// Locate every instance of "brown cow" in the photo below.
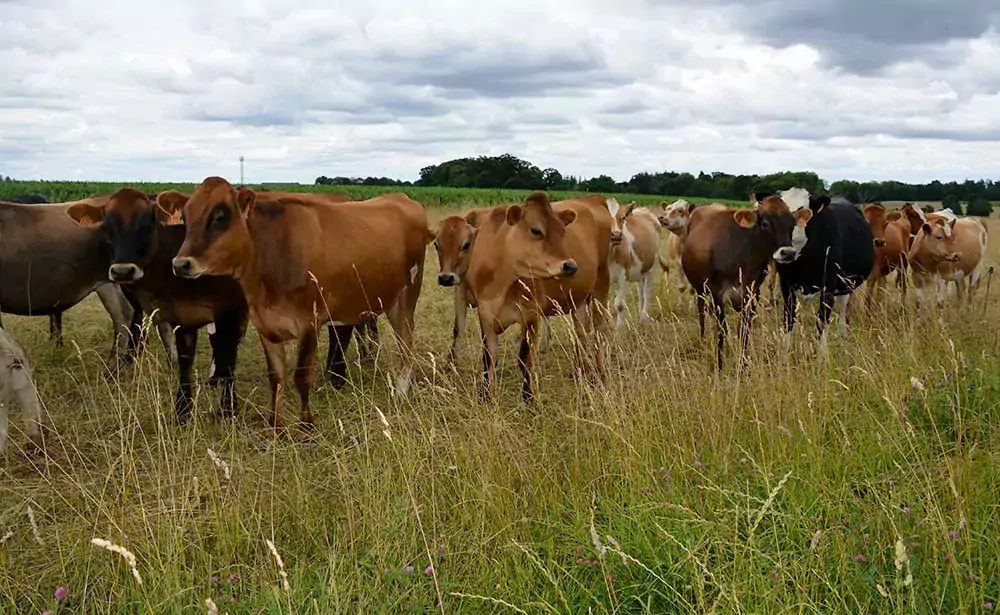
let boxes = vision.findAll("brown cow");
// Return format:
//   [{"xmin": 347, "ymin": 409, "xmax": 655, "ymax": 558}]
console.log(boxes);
[
  {"xmin": 863, "ymin": 204, "xmax": 911, "ymax": 307},
  {"xmin": 908, "ymin": 210, "xmax": 989, "ymax": 307},
  {"xmin": 1, "ymin": 197, "xmax": 135, "ymax": 370},
  {"xmin": 169, "ymin": 177, "xmax": 429, "ymax": 433},
  {"xmin": 682, "ymin": 194, "xmax": 805, "ymax": 370},
  {"xmin": 465, "ymin": 192, "xmax": 612, "ymax": 401},
  {"xmin": 607, "ymin": 199, "xmax": 663, "ymax": 325}
]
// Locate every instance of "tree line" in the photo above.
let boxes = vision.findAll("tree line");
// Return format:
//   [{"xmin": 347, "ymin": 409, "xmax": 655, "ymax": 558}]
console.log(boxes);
[{"xmin": 314, "ymin": 154, "xmax": 998, "ymax": 214}]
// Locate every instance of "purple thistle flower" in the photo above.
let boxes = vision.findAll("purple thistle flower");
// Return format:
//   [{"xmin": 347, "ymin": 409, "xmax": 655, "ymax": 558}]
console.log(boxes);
[
  {"xmin": 944, "ymin": 553, "xmax": 952, "ymax": 563},
  {"xmin": 211, "ymin": 576, "xmax": 220, "ymax": 584},
  {"xmin": 576, "ymin": 558, "xmax": 584, "ymax": 565},
  {"xmin": 854, "ymin": 553, "xmax": 866, "ymax": 563},
  {"xmin": 228, "ymin": 574, "xmax": 237, "ymax": 584},
  {"xmin": 985, "ymin": 601, "xmax": 994, "ymax": 611},
  {"xmin": 230, "ymin": 597, "xmax": 237, "ymax": 605},
  {"xmin": 54, "ymin": 586, "xmax": 68, "ymax": 601},
  {"xmin": 692, "ymin": 461, "xmax": 705, "ymax": 469},
  {"xmin": 948, "ymin": 530, "xmax": 958, "ymax": 540},
  {"xmin": 42, "ymin": 611, "xmax": 53, "ymax": 615},
  {"xmin": 903, "ymin": 507, "xmax": 912, "ymax": 515},
  {"xmin": 423, "ymin": 565, "xmax": 434, "ymax": 575},
  {"xmin": 576, "ymin": 545, "xmax": 584, "ymax": 555},
  {"xmin": 404, "ymin": 565, "xmax": 414, "ymax": 573}
]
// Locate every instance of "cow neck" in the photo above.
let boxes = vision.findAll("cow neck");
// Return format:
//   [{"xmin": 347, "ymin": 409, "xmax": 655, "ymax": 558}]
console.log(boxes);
[{"xmin": 230, "ymin": 229, "xmax": 271, "ymax": 309}]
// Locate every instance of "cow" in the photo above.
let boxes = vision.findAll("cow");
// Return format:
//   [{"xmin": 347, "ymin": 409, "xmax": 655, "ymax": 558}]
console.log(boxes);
[
  {"xmin": 1, "ymin": 197, "xmax": 136, "ymax": 371},
  {"xmin": 863, "ymin": 204, "xmax": 910, "ymax": 307},
  {"xmin": 907, "ymin": 209, "xmax": 989, "ymax": 307},
  {"xmin": 170, "ymin": 178, "xmax": 429, "ymax": 434},
  {"xmin": 659, "ymin": 199, "xmax": 702, "ymax": 309},
  {"xmin": 0, "ymin": 326, "xmax": 44, "ymax": 458},
  {"xmin": 902, "ymin": 203, "xmax": 929, "ymax": 248},
  {"xmin": 682, "ymin": 195, "xmax": 801, "ymax": 370},
  {"xmin": 464, "ymin": 192, "xmax": 612, "ymax": 401},
  {"xmin": 607, "ymin": 199, "xmax": 662, "ymax": 325},
  {"xmin": 66, "ymin": 188, "xmax": 250, "ymax": 421},
  {"xmin": 772, "ymin": 191, "xmax": 876, "ymax": 354}
]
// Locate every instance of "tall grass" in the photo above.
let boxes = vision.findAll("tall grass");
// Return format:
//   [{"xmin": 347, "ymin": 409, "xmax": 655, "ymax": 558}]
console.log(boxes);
[
  {"xmin": 0, "ymin": 210, "xmax": 997, "ymax": 613},
  {"xmin": 0, "ymin": 180, "xmax": 742, "ymax": 209}
]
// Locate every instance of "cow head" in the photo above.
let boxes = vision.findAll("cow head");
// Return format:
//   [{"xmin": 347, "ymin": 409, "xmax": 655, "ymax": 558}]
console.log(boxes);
[
  {"xmin": 864, "ymin": 204, "xmax": 890, "ymax": 248},
  {"xmin": 607, "ymin": 199, "xmax": 637, "ymax": 245},
  {"xmin": 909, "ymin": 216, "xmax": 961, "ymax": 266},
  {"xmin": 658, "ymin": 199, "xmax": 695, "ymax": 234},
  {"xmin": 901, "ymin": 203, "xmax": 926, "ymax": 239},
  {"xmin": 505, "ymin": 192, "xmax": 578, "ymax": 279},
  {"xmin": 172, "ymin": 176, "xmax": 252, "ymax": 279},
  {"xmin": 746, "ymin": 191, "xmax": 804, "ymax": 264},
  {"xmin": 66, "ymin": 188, "xmax": 185, "ymax": 283},
  {"xmin": 433, "ymin": 213, "xmax": 480, "ymax": 287}
]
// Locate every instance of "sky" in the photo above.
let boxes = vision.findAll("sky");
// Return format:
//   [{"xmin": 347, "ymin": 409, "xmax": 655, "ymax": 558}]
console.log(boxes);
[{"xmin": 2, "ymin": 0, "xmax": 999, "ymax": 185}]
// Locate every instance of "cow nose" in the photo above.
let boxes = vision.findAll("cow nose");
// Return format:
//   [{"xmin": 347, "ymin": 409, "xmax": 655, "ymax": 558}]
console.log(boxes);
[
  {"xmin": 561, "ymin": 260, "xmax": 578, "ymax": 277},
  {"xmin": 774, "ymin": 247, "xmax": 798, "ymax": 263},
  {"xmin": 172, "ymin": 257, "xmax": 193, "ymax": 277},
  {"xmin": 109, "ymin": 263, "xmax": 142, "ymax": 282},
  {"xmin": 437, "ymin": 272, "xmax": 458, "ymax": 287},
  {"xmin": 610, "ymin": 230, "xmax": 623, "ymax": 244},
  {"xmin": 874, "ymin": 238, "xmax": 887, "ymax": 248}
]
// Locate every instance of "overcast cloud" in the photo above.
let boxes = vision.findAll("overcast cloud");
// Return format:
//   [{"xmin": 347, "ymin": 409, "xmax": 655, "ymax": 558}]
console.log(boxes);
[{"xmin": 1, "ymin": 0, "xmax": 999, "ymax": 184}]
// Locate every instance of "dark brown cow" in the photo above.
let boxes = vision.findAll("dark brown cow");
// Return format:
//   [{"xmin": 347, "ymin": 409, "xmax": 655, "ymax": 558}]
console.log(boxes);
[
  {"xmin": 67, "ymin": 188, "xmax": 250, "ymax": 421},
  {"xmin": 465, "ymin": 192, "xmax": 612, "ymax": 401},
  {"xmin": 169, "ymin": 177, "xmax": 430, "ymax": 433},
  {"xmin": 1, "ymin": 197, "xmax": 135, "ymax": 370},
  {"xmin": 682, "ymin": 194, "xmax": 804, "ymax": 370}
]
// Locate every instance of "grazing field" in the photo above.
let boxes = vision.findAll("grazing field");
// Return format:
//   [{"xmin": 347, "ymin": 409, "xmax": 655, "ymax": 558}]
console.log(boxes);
[
  {"xmin": 1, "ymin": 201, "xmax": 999, "ymax": 614},
  {"xmin": 0, "ymin": 180, "xmax": 744, "ymax": 210}
]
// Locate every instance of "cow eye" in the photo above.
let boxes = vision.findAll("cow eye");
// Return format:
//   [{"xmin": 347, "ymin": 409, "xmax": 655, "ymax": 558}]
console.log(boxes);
[
  {"xmin": 209, "ymin": 206, "xmax": 228, "ymax": 228},
  {"xmin": 759, "ymin": 218, "xmax": 771, "ymax": 230},
  {"xmin": 530, "ymin": 227, "xmax": 543, "ymax": 238},
  {"xmin": 461, "ymin": 240, "xmax": 471, "ymax": 250}
]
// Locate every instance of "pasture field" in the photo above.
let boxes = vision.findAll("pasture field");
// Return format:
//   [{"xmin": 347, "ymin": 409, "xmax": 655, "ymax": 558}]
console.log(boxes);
[
  {"xmin": 0, "ymin": 200, "xmax": 999, "ymax": 614},
  {"xmin": 0, "ymin": 180, "xmax": 744, "ymax": 210}
]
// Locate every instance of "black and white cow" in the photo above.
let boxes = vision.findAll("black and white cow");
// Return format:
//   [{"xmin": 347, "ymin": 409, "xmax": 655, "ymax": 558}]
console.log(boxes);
[{"xmin": 767, "ymin": 188, "xmax": 876, "ymax": 353}]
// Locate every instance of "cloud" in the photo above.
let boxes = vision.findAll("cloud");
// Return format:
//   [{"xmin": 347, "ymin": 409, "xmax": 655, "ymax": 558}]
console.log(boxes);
[{"xmin": 1, "ymin": 0, "xmax": 999, "ymax": 185}]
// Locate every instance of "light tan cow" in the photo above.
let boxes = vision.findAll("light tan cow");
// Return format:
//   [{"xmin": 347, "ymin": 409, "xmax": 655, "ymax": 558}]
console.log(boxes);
[
  {"xmin": 908, "ymin": 209, "xmax": 989, "ymax": 307},
  {"xmin": 0, "ymin": 327, "xmax": 43, "ymax": 457},
  {"xmin": 170, "ymin": 177, "xmax": 430, "ymax": 434},
  {"xmin": 465, "ymin": 192, "xmax": 613, "ymax": 401},
  {"xmin": 607, "ymin": 199, "xmax": 663, "ymax": 325},
  {"xmin": 658, "ymin": 199, "xmax": 700, "ymax": 308}
]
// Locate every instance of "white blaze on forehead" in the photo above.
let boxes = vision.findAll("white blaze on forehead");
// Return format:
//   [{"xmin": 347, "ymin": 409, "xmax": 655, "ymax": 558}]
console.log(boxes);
[
  {"xmin": 778, "ymin": 187, "xmax": 810, "ymax": 212},
  {"xmin": 606, "ymin": 198, "xmax": 622, "ymax": 230},
  {"xmin": 935, "ymin": 208, "xmax": 957, "ymax": 222}
]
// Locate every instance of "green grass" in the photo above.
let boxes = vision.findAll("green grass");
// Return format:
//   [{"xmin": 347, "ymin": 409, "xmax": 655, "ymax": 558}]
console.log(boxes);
[
  {"xmin": 0, "ymin": 207, "xmax": 998, "ymax": 614},
  {"xmin": 0, "ymin": 180, "xmax": 744, "ymax": 209}
]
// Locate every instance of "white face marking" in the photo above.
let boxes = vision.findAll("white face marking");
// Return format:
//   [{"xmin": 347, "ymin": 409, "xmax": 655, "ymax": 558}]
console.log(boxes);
[
  {"xmin": 606, "ymin": 198, "xmax": 621, "ymax": 232},
  {"xmin": 778, "ymin": 187, "xmax": 810, "ymax": 212},
  {"xmin": 791, "ymin": 225, "xmax": 808, "ymax": 251}
]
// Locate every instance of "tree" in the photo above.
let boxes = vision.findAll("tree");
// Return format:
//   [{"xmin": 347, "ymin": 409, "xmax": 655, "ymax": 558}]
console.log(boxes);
[
  {"xmin": 967, "ymin": 198, "xmax": 993, "ymax": 217},
  {"xmin": 583, "ymin": 175, "xmax": 618, "ymax": 193}
]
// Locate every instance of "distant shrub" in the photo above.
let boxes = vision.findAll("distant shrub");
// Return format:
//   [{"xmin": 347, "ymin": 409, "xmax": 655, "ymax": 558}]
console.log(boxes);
[{"xmin": 966, "ymin": 198, "xmax": 994, "ymax": 217}]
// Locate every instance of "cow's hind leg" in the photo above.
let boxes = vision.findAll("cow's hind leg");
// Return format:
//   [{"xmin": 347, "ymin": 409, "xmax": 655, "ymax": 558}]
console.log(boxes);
[
  {"xmin": 712, "ymin": 295, "xmax": 727, "ymax": 372},
  {"xmin": 49, "ymin": 312, "xmax": 63, "ymax": 347},
  {"xmin": 260, "ymin": 333, "xmax": 288, "ymax": 433},
  {"xmin": 293, "ymin": 327, "xmax": 319, "ymax": 432},
  {"xmin": 95, "ymin": 284, "xmax": 135, "ymax": 372},
  {"xmin": 325, "ymin": 324, "xmax": 355, "ymax": 388},
  {"xmin": 386, "ymin": 259, "xmax": 424, "ymax": 396},
  {"xmin": 213, "ymin": 308, "xmax": 245, "ymax": 418},
  {"xmin": 518, "ymin": 320, "xmax": 538, "ymax": 403},
  {"xmin": 174, "ymin": 328, "xmax": 198, "ymax": 424},
  {"xmin": 639, "ymin": 269, "xmax": 654, "ymax": 322},
  {"xmin": 356, "ymin": 318, "xmax": 379, "ymax": 366}
]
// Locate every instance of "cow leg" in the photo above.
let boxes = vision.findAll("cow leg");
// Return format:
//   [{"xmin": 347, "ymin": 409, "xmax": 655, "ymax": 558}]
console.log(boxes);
[
  {"xmin": 174, "ymin": 327, "xmax": 198, "ymax": 424},
  {"xmin": 386, "ymin": 267, "xmax": 422, "ymax": 397},
  {"xmin": 49, "ymin": 312, "xmax": 63, "ymax": 347},
  {"xmin": 121, "ymin": 286, "xmax": 145, "ymax": 361},
  {"xmin": 157, "ymin": 321, "xmax": 178, "ymax": 364},
  {"xmin": 95, "ymin": 283, "xmax": 135, "ymax": 372},
  {"xmin": 212, "ymin": 310, "xmax": 244, "ymax": 418},
  {"xmin": 293, "ymin": 328, "xmax": 318, "ymax": 432},
  {"xmin": 450, "ymin": 288, "xmax": 468, "ymax": 365},
  {"xmin": 712, "ymin": 296, "xmax": 727, "ymax": 372},
  {"xmin": 356, "ymin": 318, "xmax": 378, "ymax": 366},
  {"xmin": 537, "ymin": 318, "xmax": 551, "ymax": 354},
  {"xmin": 639, "ymin": 269, "xmax": 654, "ymax": 323},
  {"xmin": 696, "ymin": 293, "xmax": 707, "ymax": 339},
  {"xmin": 816, "ymin": 292, "xmax": 835, "ymax": 359},
  {"xmin": 325, "ymin": 324, "xmax": 354, "ymax": 388},
  {"xmin": 479, "ymin": 321, "xmax": 500, "ymax": 398},
  {"xmin": 612, "ymin": 265, "xmax": 628, "ymax": 327},
  {"xmin": 518, "ymin": 320, "xmax": 537, "ymax": 403},
  {"xmin": 260, "ymin": 333, "xmax": 288, "ymax": 433},
  {"xmin": 836, "ymin": 293, "xmax": 851, "ymax": 337},
  {"xmin": 935, "ymin": 274, "xmax": 948, "ymax": 307},
  {"xmin": 781, "ymin": 279, "xmax": 797, "ymax": 333}
]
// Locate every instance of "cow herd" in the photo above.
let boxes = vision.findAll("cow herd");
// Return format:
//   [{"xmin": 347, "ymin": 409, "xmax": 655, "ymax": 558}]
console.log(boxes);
[{"xmin": 0, "ymin": 179, "xmax": 991, "ymax": 456}]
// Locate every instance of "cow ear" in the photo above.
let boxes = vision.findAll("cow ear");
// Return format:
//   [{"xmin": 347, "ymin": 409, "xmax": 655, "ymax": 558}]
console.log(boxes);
[
  {"xmin": 623, "ymin": 201, "xmax": 637, "ymax": 218},
  {"xmin": 733, "ymin": 210, "xmax": 757, "ymax": 228},
  {"xmin": 810, "ymin": 195, "xmax": 830, "ymax": 214},
  {"xmin": 505, "ymin": 204, "xmax": 523, "ymax": 226},
  {"xmin": 465, "ymin": 209, "xmax": 484, "ymax": 228},
  {"xmin": 66, "ymin": 200, "xmax": 106, "ymax": 227},
  {"xmin": 155, "ymin": 191, "xmax": 189, "ymax": 225},
  {"xmin": 558, "ymin": 209, "xmax": 577, "ymax": 227},
  {"xmin": 794, "ymin": 209, "xmax": 813, "ymax": 226},
  {"xmin": 886, "ymin": 211, "xmax": 903, "ymax": 222},
  {"xmin": 660, "ymin": 201, "xmax": 669, "ymax": 211},
  {"xmin": 921, "ymin": 223, "xmax": 932, "ymax": 235},
  {"xmin": 687, "ymin": 202, "xmax": 697, "ymax": 215},
  {"xmin": 237, "ymin": 187, "xmax": 256, "ymax": 218}
]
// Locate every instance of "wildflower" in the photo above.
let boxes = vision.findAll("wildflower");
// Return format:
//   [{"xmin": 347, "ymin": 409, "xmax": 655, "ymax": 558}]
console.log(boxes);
[
  {"xmin": 948, "ymin": 530, "xmax": 958, "ymax": 540},
  {"xmin": 692, "ymin": 460, "xmax": 705, "ymax": 469},
  {"xmin": 944, "ymin": 553, "xmax": 952, "ymax": 563},
  {"xmin": 903, "ymin": 506, "xmax": 912, "ymax": 515},
  {"xmin": 575, "ymin": 558, "xmax": 584, "ymax": 565},
  {"xmin": 211, "ymin": 576, "xmax": 220, "ymax": 584},
  {"xmin": 770, "ymin": 570, "xmax": 779, "ymax": 580},
  {"xmin": 423, "ymin": 565, "xmax": 434, "ymax": 575},
  {"xmin": 910, "ymin": 377, "xmax": 925, "ymax": 392},
  {"xmin": 575, "ymin": 545, "xmax": 584, "ymax": 555},
  {"xmin": 230, "ymin": 597, "xmax": 237, "ymax": 605},
  {"xmin": 854, "ymin": 553, "xmax": 866, "ymax": 563},
  {"xmin": 228, "ymin": 574, "xmax": 236, "ymax": 583},
  {"xmin": 985, "ymin": 601, "xmax": 994, "ymax": 611},
  {"xmin": 54, "ymin": 586, "xmax": 68, "ymax": 601},
  {"xmin": 42, "ymin": 611, "xmax": 52, "ymax": 615},
  {"xmin": 436, "ymin": 544, "xmax": 446, "ymax": 556},
  {"xmin": 404, "ymin": 565, "xmax": 414, "ymax": 573}
]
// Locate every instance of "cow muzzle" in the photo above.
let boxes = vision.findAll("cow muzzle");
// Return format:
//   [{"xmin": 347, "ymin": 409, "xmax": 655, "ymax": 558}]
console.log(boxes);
[
  {"xmin": 947, "ymin": 252, "xmax": 963, "ymax": 263},
  {"xmin": 437, "ymin": 272, "xmax": 460, "ymax": 287},
  {"xmin": 773, "ymin": 247, "xmax": 800, "ymax": 264},
  {"xmin": 610, "ymin": 230, "xmax": 623, "ymax": 245},
  {"xmin": 873, "ymin": 238, "xmax": 887, "ymax": 248},
  {"xmin": 172, "ymin": 257, "xmax": 202, "ymax": 278},
  {"xmin": 561, "ymin": 260, "xmax": 579, "ymax": 277},
  {"xmin": 109, "ymin": 263, "xmax": 144, "ymax": 283}
]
